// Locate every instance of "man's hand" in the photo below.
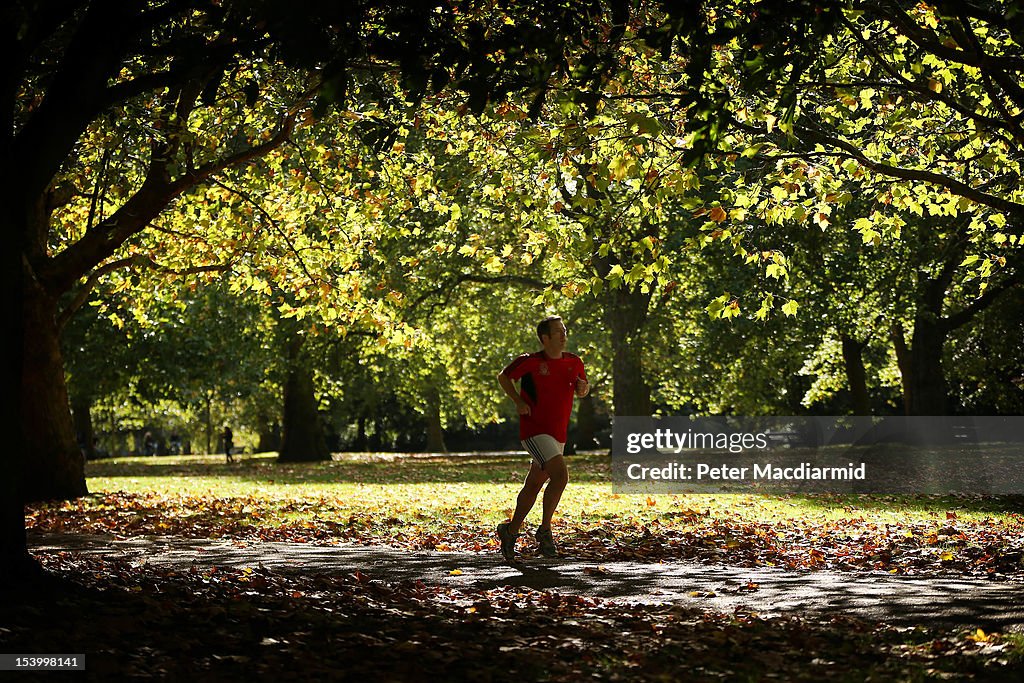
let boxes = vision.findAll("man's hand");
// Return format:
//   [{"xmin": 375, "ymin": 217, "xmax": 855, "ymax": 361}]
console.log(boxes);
[
  {"xmin": 575, "ymin": 377, "xmax": 590, "ymax": 398},
  {"xmin": 499, "ymin": 372, "xmax": 531, "ymax": 415}
]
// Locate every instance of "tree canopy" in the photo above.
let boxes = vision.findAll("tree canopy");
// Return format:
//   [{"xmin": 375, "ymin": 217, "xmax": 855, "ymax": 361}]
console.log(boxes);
[{"xmin": 4, "ymin": 0, "xmax": 1023, "ymax": 584}]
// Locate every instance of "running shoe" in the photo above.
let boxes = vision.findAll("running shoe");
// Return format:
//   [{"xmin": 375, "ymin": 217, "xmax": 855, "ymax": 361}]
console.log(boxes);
[
  {"xmin": 496, "ymin": 522, "xmax": 518, "ymax": 562},
  {"xmin": 535, "ymin": 526, "xmax": 558, "ymax": 558}
]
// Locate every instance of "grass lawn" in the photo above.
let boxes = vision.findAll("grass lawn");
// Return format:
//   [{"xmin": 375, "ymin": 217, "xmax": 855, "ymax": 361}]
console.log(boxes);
[{"xmin": 14, "ymin": 451, "xmax": 1024, "ymax": 680}]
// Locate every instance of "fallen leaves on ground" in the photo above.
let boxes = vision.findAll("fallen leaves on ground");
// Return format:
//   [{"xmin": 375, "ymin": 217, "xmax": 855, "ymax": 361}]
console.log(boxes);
[
  {"xmin": 27, "ymin": 491, "xmax": 1024, "ymax": 577},
  {"xmin": 2, "ymin": 554, "xmax": 1019, "ymax": 681}
]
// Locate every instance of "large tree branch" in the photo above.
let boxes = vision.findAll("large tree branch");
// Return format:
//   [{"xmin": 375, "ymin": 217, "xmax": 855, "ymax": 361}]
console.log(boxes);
[
  {"xmin": 716, "ymin": 112, "xmax": 1024, "ymax": 213},
  {"xmin": 796, "ymin": 124, "xmax": 1024, "ymax": 214},
  {"xmin": 9, "ymin": 0, "xmax": 82, "ymax": 73},
  {"xmin": 11, "ymin": 2, "xmax": 192, "ymax": 202},
  {"xmin": 54, "ymin": 255, "xmax": 141, "ymax": 332},
  {"xmin": 42, "ymin": 112, "xmax": 297, "ymax": 294},
  {"xmin": 943, "ymin": 272, "xmax": 1021, "ymax": 331},
  {"xmin": 949, "ymin": 15, "xmax": 1024, "ymax": 146},
  {"xmin": 411, "ymin": 272, "xmax": 550, "ymax": 309},
  {"xmin": 12, "ymin": 1, "xmax": 254, "ymax": 206},
  {"xmin": 877, "ymin": 4, "xmax": 1024, "ymax": 73},
  {"xmin": 828, "ymin": 17, "xmax": 1020, "ymax": 148},
  {"xmin": 408, "ymin": 272, "xmax": 550, "ymax": 323},
  {"xmin": 56, "ymin": 254, "xmax": 232, "ymax": 331}
]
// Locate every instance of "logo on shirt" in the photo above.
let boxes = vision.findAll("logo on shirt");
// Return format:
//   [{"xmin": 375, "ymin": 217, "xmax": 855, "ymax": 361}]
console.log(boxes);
[{"xmin": 538, "ymin": 362, "xmax": 550, "ymax": 376}]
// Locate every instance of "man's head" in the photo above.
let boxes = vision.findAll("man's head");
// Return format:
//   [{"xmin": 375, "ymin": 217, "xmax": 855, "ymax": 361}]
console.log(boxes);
[{"xmin": 537, "ymin": 315, "xmax": 568, "ymax": 355}]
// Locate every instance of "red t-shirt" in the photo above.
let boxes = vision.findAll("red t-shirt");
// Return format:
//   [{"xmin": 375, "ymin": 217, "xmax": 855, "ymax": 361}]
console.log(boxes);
[{"xmin": 502, "ymin": 351, "xmax": 586, "ymax": 442}]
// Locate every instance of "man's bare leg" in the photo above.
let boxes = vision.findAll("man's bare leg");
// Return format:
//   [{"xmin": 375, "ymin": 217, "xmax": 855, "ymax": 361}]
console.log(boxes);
[
  {"xmin": 538, "ymin": 455, "xmax": 568, "ymax": 531},
  {"xmin": 508, "ymin": 461, "xmax": 549, "ymax": 534}
]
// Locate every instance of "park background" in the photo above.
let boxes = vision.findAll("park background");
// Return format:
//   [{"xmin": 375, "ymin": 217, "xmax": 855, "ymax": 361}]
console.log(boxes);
[{"xmin": 3, "ymin": 0, "xmax": 1024, "ymax": 680}]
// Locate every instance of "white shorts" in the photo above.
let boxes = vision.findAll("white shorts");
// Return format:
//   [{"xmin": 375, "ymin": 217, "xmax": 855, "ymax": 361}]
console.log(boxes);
[{"xmin": 521, "ymin": 434, "xmax": 565, "ymax": 468}]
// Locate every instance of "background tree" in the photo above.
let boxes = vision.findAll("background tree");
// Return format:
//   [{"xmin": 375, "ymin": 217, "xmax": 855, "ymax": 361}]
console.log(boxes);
[{"xmin": 638, "ymin": 0, "xmax": 1024, "ymax": 414}]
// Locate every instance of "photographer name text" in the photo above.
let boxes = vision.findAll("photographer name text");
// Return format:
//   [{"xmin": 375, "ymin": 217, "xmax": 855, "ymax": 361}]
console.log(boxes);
[{"xmin": 625, "ymin": 462, "xmax": 867, "ymax": 481}]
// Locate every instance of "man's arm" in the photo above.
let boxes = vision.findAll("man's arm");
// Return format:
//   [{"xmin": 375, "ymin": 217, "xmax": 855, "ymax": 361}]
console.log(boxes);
[
  {"xmin": 575, "ymin": 359, "xmax": 589, "ymax": 398},
  {"xmin": 498, "ymin": 372, "xmax": 531, "ymax": 415}
]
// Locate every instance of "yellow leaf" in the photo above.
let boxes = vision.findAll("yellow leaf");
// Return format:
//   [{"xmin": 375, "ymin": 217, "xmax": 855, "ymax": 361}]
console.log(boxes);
[{"xmin": 967, "ymin": 628, "xmax": 991, "ymax": 643}]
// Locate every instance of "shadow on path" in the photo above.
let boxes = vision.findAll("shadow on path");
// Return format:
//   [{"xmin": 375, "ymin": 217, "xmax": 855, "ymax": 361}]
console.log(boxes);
[{"xmin": 29, "ymin": 531, "xmax": 1024, "ymax": 631}]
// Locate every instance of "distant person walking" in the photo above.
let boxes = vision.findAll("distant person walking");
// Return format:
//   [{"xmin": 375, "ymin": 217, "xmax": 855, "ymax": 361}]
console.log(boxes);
[
  {"xmin": 496, "ymin": 315, "xmax": 589, "ymax": 561},
  {"xmin": 222, "ymin": 425, "xmax": 234, "ymax": 463}
]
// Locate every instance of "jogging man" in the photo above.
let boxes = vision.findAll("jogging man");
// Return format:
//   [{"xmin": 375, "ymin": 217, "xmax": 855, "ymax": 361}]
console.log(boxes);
[{"xmin": 496, "ymin": 315, "xmax": 589, "ymax": 560}]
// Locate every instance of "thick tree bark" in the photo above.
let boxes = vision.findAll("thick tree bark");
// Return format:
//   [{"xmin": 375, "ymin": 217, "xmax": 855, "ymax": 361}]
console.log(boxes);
[
  {"xmin": 278, "ymin": 337, "xmax": 329, "ymax": 462},
  {"xmin": 891, "ymin": 273, "xmax": 1020, "ymax": 416},
  {"xmin": 903, "ymin": 270, "xmax": 955, "ymax": 416},
  {"xmin": 21, "ymin": 274, "xmax": 87, "ymax": 502},
  {"xmin": 907, "ymin": 317, "xmax": 951, "ymax": 416},
  {"xmin": 604, "ymin": 286, "xmax": 653, "ymax": 416},
  {"xmin": 892, "ymin": 319, "xmax": 950, "ymax": 416},
  {"xmin": 1, "ymin": 236, "xmax": 31, "ymax": 581},
  {"xmin": 840, "ymin": 335, "xmax": 871, "ymax": 416}
]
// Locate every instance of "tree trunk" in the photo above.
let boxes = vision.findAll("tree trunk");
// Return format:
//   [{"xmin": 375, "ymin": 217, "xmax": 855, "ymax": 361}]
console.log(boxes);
[
  {"xmin": 605, "ymin": 286, "xmax": 653, "ymax": 416},
  {"xmin": 0, "ymin": 489, "xmax": 29, "ymax": 583},
  {"xmin": 840, "ymin": 335, "xmax": 871, "ymax": 416},
  {"xmin": 369, "ymin": 417, "xmax": 384, "ymax": 451},
  {"xmin": 70, "ymin": 392, "xmax": 96, "ymax": 460},
  {"xmin": 891, "ymin": 323, "xmax": 913, "ymax": 416},
  {"xmin": 908, "ymin": 316, "xmax": 950, "ymax": 416},
  {"xmin": 21, "ymin": 277, "xmax": 87, "ymax": 502},
  {"xmin": 204, "ymin": 392, "xmax": 213, "ymax": 455},
  {"xmin": 355, "ymin": 416, "xmax": 368, "ymax": 451},
  {"xmin": 572, "ymin": 393, "xmax": 599, "ymax": 450},
  {"xmin": 424, "ymin": 388, "xmax": 447, "ymax": 453},
  {"xmin": 278, "ymin": 337, "xmax": 329, "ymax": 462},
  {"xmin": 256, "ymin": 413, "xmax": 282, "ymax": 453},
  {"xmin": 1, "ymin": 232, "xmax": 30, "ymax": 580}
]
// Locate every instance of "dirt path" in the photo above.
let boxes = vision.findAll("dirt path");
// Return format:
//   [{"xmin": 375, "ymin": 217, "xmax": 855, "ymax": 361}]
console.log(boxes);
[{"xmin": 29, "ymin": 531, "xmax": 1024, "ymax": 631}]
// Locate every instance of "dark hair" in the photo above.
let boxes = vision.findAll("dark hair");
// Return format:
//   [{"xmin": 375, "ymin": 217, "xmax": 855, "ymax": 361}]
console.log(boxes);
[{"xmin": 537, "ymin": 315, "xmax": 563, "ymax": 341}]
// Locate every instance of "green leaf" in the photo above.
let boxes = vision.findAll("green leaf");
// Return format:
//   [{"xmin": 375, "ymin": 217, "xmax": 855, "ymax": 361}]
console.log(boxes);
[
  {"xmin": 741, "ymin": 143, "xmax": 764, "ymax": 158},
  {"xmin": 706, "ymin": 294, "xmax": 729, "ymax": 318}
]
